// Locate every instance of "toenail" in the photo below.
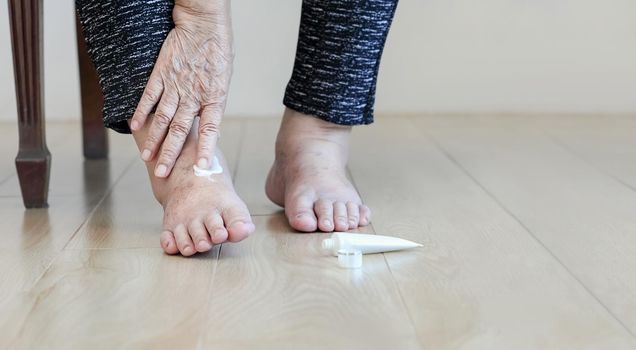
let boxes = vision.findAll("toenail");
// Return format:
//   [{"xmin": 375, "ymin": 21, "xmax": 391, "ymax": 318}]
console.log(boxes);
[
  {"xmin": 213, "ymin": 229, "xmax": 226, "ymax": 240},
  {"xmin": 199, "ymin": 241, "xmax": 212, "ymax": 250},
  {"xmin": 322, "ymin": 220, "xmax": 332, "ymax": 227},
  {"xmin": 182, "ymin": 246, "xmax": 193, "ymax": 255},
  {"xmin": 155, "ymin": 164, "xmax": 168, "ymax": 177},
  {"xmin": 197, "ymin": 158, "xmax": 208, "ymax": 169},
  {"xmin": 131, "ymin": 120, "xmax": 140, "ymax": 130}
]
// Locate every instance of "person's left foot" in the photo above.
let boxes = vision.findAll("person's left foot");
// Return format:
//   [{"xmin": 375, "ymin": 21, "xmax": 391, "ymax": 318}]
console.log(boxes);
[{"xmin": 266, "ymin": 108, "xmax": 371, "ymax": 232}]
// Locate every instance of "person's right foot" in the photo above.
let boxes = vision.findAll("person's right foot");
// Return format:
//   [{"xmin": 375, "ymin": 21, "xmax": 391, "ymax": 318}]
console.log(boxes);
[{"xmin": 132, "ymin": 117, "xmax": 255, "ymax": 256}]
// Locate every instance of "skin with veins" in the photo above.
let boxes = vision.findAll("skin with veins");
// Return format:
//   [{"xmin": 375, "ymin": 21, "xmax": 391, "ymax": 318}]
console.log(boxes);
[
  {"xmin": 130, "ymin": 0, "xmax": 234, "ymax": 179},
  {"xmin": 266, "ymin": 109, "xmax": 372, "ymax": 233}
]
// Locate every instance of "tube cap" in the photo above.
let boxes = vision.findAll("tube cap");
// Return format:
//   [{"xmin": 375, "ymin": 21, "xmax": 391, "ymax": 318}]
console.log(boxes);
[{"xmin": 337, "ymin": 249, "xmax": 362, "ymax": 269}]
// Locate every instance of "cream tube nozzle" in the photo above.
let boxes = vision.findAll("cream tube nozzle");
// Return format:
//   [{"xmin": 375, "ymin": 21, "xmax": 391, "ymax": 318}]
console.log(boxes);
[{"xmin": 321, "ymin": 232, "xmax": 422, "ymax": 256}]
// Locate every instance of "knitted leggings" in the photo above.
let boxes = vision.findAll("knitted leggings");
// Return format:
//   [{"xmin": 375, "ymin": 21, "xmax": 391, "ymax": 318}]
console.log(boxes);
[{"xmin": 76, "ymin": 0, "xmax": 398, "ymax": 133}]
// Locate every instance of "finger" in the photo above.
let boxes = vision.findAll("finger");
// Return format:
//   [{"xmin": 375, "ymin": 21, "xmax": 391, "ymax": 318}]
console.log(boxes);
[
  {"xmin": 196, "ymin": 105, "xmax": 223, "ymax": 169},
  {"xmin": 130, "ymin": 72, "xmax": 163, "ymax": 131},
  {"xmin": 140, "ymin": 92, "xmax": 179, "ymax": 162},
  {"xmin": 154, "ymin": 103, "xmax": 197, "ymax": 178}
]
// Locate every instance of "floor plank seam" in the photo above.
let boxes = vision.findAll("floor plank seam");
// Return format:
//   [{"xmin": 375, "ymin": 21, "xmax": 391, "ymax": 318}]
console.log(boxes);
[
  {"xmin": 195, "ymin": 243, "xmax": 223, "ymax": 350},
  {"xmin": 230, "ymin": 120, "xmax": 248, "ymax": 186},
  {"xmin": 7, "ymin": 156, "xmax": 139, "ymax": 342},
  {"xmin": 539, "ymin": 125, "xmax": 636, "ymax": 197},
  {"xmin": 419, "ymin": 123, "xmax": 636, "ymax": 339},
  {"xmin": 0, "ymin": 173, "xmax": 15, "ymax": 188},
  {"xmin": 347, "ymin": 165, "xmax": 424, "ymax": 348},
  {"xmin": 59, "ymin": 155, "xmax": 139, "ymax": 253}
]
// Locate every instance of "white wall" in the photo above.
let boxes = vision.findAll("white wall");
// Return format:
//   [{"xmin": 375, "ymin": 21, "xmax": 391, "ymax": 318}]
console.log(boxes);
[{"xmin": 2, "ymin": 0, "xmax": 636, "ymax": 121}]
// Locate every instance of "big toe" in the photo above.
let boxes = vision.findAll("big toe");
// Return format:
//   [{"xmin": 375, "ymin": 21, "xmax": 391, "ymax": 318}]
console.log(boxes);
[
  {"xmin": 223, "ymin": 206, "xmax": 255, "ymax": 242},
  {"xmin": 286, "ymin": 195, "xmax": 318, "ymax": 232},
  {"xmin": 160, "ymin": 230, "xmax": 179, "ymax": 255}
]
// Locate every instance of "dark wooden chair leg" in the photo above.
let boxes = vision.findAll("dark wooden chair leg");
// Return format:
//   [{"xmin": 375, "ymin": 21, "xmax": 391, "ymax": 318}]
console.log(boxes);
[
  {"xmin": 75, "ymin": 13, "xmax": 108, "ymax": 159},
  {"xmin": 8, "ymin": 0, "xmax": 50, "ymax": 208}
]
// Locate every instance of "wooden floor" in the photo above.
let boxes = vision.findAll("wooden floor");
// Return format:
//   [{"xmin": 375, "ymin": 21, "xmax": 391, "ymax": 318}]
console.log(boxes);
[{"xmin": 2, "ymin": 115, "xmax": 636, "ymax": 349}]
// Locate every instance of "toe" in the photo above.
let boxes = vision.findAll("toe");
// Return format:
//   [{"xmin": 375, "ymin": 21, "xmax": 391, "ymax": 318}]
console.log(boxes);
[
  {"xmin": 286, "ymin": 194, "xmax": 318, "ymax": 232},
  {"xmin": 205, "ymin": 212, "xmax": 228, "ymax": 245},
  {"xmin": 188, "ymin": 220, "xmax": 213, "ymax": 252},
  {"xmin": 346, "ymin": 201, "xmax": 360, "ymax": 229},
  {"xmin": 315, "ymin": 199, "xmax": 335, "ymax": 232},
  {"xmin": 359, "ymin": 205, "xmax": 372, "ymax": 226},
  {"xmin": 174, "ymin": 224, "xmax": 196, "ymax": 256},
  {"xmin": 222, "ymin": 206, "xmax": 255, "ymax": 243},
  {"xmin": 333, "ymin": 202, "xmax": 349, "ymax": 231},
  {"xmin": 160, "ymin": 230, "xmax": 179, "ymax": 255}
]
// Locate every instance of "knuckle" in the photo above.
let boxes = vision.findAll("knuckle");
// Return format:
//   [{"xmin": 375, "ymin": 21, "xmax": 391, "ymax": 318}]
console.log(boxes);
[
  {"xmin": 159, "ymin": 148, "xmax": 179, "ymax": 162},
  {"xmin": 144, "ymin": 135, "xmax": 160, "ymax": 148},
  {"xmin": 153, "ymin": 112, "xmax": 172, "ymax": 126},
  {"xmin": 168, "ymin": 120, "xmax": 191, "ymax": 137},
  {"xmin": 144, "ymin": 90, "xmax": 161, "ymax": 103},
  {"xmin": 199, "ymin": 121, "xmax": 221, "ymax": 137}
]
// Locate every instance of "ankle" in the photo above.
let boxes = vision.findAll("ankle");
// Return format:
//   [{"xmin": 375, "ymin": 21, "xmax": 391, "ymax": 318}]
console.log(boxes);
[{"xmin": 277, "ymin": 109, "xmax": 351, "ymax": 149}]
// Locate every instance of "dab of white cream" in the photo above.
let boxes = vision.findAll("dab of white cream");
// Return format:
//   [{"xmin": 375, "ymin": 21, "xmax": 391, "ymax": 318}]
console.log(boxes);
[{"xmin": 193, "ymin": 156, "xmax": 223, "ymax": 177}]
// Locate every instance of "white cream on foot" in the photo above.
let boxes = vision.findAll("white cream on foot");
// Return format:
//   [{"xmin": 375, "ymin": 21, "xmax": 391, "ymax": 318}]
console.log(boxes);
[{"xmin": 193, "ymin": 156, "xmax": 223, "ymax": 177}]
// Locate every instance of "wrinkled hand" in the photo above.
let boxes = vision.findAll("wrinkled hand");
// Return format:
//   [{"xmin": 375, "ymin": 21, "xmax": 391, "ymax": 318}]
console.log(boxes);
[{"xmin": 130, "ymin": 3, "xmax": 233, "ymax": 178}]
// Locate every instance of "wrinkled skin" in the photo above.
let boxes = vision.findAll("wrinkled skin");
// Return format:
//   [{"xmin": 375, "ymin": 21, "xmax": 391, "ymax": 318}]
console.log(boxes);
[{"xmin": 130, "ymin": 1, "xmax": 233, "ymax": 178}]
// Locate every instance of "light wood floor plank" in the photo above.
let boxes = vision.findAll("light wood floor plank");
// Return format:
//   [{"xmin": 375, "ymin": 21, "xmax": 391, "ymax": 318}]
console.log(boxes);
[
  {"xmin": 348, "ymin": 117, "xmax": 636, "ymax": 349},
  {"xmin": 0, "ymin": 124, "xmax": 144, "ymax": 343},
  {"xmin": 201, "ymin": 214, "xmax": 421, "ymax": 350},
  {"xmin": 0, "ymin": 196, "xmax": 106, "ymax": 342},
  {"xmin": 535, "ymin": 115, "xmax": 636, "ymax": 190},
  {"xmin": 8, "ymin": 248, "xmax": 218, "ymax": 350},
  {"xmin": 417, "ymin": 115, "xmax": 636, "ymax": 339}
]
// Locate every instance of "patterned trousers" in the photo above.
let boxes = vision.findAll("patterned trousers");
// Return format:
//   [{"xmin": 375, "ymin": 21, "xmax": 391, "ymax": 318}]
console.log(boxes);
[{"xmin": 76, "ymin": 0, "xmax": 399, "ymax": 133}]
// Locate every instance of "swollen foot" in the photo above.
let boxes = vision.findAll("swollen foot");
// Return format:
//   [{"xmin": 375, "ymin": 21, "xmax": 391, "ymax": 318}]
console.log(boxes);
[
  {"xmin": 265, "ymin": 109, "xmax": 371, "ymax": 232},
  {"xmin": 132, "ymin": 117, "xmax": 255, "ymax": 256}
]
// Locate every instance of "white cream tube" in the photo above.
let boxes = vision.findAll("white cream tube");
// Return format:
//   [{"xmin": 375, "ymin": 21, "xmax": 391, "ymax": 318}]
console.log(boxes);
[{"xmin": 321, "ymin": 232, "xmax": 422, "ymax": 256}]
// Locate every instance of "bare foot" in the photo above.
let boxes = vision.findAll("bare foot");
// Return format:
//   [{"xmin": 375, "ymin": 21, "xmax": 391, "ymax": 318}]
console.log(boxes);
[
  {"xmin": 132, "ymin": 117, "xmax": 255, "ymax": 256},
  {"xmin": 266, "ymin": 108, "xmax": 371, "ymax": 232}
]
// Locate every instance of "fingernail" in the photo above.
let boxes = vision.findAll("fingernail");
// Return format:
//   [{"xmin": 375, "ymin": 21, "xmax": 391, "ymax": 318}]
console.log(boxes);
[
  {"xmin": 141, "ymin": 149, "xmax": 151, "ymax": 161},
  {"xmin": 155, "ymin": 164, "xmax": 168, "ymax": 177},
  {"xmin": 197, "ymin": 158, "xmax": 208, "ymax": 169},
  {"xmin": 130, "ymin": 120, "xmax": 139, "ymax": 130}
]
